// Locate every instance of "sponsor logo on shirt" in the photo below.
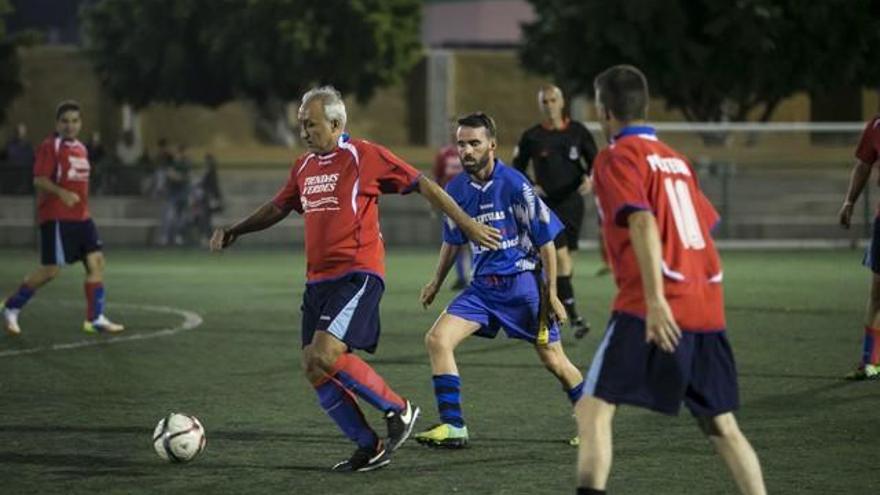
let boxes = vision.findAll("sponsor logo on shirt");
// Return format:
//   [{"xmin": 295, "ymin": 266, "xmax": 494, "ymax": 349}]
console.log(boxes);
[
  {"xmin": 301, "ymin": 172, "xmax": 342, "ymax": 212},
  {"xmin": 67, "ymin": 156, "xmax": 90, "ymax": 182}
]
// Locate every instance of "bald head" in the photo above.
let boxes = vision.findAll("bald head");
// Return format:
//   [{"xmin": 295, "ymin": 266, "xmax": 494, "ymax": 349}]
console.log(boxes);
[{"xmin": 538, "ymin": 84, "xmax": 565, "ymax": 121}]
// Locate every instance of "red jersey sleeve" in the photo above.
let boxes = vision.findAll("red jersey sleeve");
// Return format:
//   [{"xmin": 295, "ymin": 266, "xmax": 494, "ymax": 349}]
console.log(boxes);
[
  {"xmin": 362, "ymin": 142, "xmax": 422, "ymax": 195},
  {"xmin": 855, "ymin": 117, "xmax": 880, "ymax": 165},
  {"xmin": 271, "ymin": 160, "xmax": 304, "ymax": 214},
  {"xmin": 595, "ymin": 150, "xmax": 651, "ymax": 227},
  {"xmin": 33, "ymin": 138, "xmax": 57, "ymax": 179}
]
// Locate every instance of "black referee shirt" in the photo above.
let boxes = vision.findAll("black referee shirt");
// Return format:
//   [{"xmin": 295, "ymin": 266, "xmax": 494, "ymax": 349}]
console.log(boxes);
[{"xmin": 512, "ymin": 120, "xmax": 598, "ymax": 200}]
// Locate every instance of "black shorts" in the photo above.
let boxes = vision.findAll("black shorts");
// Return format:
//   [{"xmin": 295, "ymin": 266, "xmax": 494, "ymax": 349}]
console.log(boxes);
[
  {"xmin": 39, "ymin": 219, "xmax": 103, "ymax": 266},
  {"xmin": 584, "ymin": 312, "xmax": 739, "ymax": 417},
  {"xmin": 863, "ymin": 216, "xmax": 880, "ymax": 274},
  {"xmin": 546, "ymin": 193, "xmax": 584, "ymax": 251},
  {"xmin": 301, "ymin": 272, "xmax": 385, "ymax": 353}
]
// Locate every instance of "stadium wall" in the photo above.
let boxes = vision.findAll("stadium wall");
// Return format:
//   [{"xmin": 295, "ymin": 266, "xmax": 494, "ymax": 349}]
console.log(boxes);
[{"xmin": 3, "ymin": 46, "xmax": 878, "ymax": 164}]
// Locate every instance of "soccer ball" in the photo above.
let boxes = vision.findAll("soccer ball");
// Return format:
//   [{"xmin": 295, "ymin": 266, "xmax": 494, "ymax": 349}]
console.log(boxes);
[{"xmin": 152, "ymin": 413, "xmax": 206, "ymax": 463}]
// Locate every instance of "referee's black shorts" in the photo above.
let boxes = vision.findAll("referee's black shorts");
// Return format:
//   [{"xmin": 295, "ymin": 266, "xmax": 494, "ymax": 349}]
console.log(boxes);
[{"xmin": 546, "ymin": 193, "xmax": 584, "ymax": 251}]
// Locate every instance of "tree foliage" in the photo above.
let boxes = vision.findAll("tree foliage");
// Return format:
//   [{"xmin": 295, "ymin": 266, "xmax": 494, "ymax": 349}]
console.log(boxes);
[
  {"xmin": 0, "ymin": 0, "xmax": 23, "ymax": 126},
  {"xmin": 520, "ymin": 0, "xmax": 880, "ymax": 122},
  {"xmin": 81, "ymin": 0, "xmax": 422, "ymax": 109}
]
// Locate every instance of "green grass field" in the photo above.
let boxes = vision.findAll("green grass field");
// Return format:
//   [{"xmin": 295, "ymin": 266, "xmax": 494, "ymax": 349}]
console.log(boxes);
[{"xmin": 0, "ymin": 248, "xmax": 875, "ymax": 494}]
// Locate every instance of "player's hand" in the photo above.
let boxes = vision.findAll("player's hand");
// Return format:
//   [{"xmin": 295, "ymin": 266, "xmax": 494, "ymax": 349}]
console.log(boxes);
[
  {"xmin": 578, "ymin": 176, "xmax": 593, "ymax": 196},
  {"xmin": 839, "ymin": 202, "xmax": 854, "ymax": 229},
  {"xmin": 548, "ymin": 292, "xmax": 568, "ymax": 325},
  {"xmin": 645, "ymin": 298, "xmax": 681, "ymax": 353},
  {"xmin": 420, "ymin": 280, "xmax": 440, "ymax": 309},
  {"xmin": 463, "ymin": 220, "xmax": 502, "ymax": 250},
  {"xmin": 209, "ymin": 227, "xmax": 237, "ymax": 251},
  {"xmin": 59, "ymin": 190, "xmax": 80, "ymax": 207}
]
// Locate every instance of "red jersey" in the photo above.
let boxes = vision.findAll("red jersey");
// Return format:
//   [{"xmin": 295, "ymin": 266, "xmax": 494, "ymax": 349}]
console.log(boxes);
[
  {"xmin": 272, "ymin": 136, "xmax": 422, "ymax": 283},
  {"xmin": 432, "ymin": 144, "xmax": 463, "ymax": 187},
  {"xmin": 33, "ymin": 134, "xmax": 91, "ymax": 223},
  {"xmin": 593, "ymin": 126, "xmax": 724, "ymax": 332}
]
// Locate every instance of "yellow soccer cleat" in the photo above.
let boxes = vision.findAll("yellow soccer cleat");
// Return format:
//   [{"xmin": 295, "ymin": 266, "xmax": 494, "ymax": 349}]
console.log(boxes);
[
  {"xmin": 844, "ymin": 364, "xmax": 880, "ymax": 381},
  {"xmin": 413, "ymin": 423, "xmax": 469, "ymax": 449},
  {"xmin": 83, "ymin": 315, "xmax": 125, "ymax": 334}
]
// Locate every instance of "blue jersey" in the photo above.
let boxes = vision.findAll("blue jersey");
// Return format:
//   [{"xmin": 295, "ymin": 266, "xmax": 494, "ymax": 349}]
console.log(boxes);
[{"xmin": 443, "ymin": 160, "xmax": 563, "ymax": 276}]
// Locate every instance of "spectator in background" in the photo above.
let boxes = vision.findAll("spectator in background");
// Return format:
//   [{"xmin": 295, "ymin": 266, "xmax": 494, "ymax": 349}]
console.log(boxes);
[
  {"xmin": 86, "ymin": 131, "xmax": 108, "ymax": 194},
  {"xmin": 115, "ymin": 128, "xmax": 147, "ymax": 195},
  {"xmin": 189, "ymin": 153, "xmax": 224, "ymax": 245},
  {"xmin": 432, "ymin": 129, "xmax": 470, "ymax": 289},
  {"xmin": 147, "ymin": 138, "xmax": 174, "ymax": 197},
  {"xmin": 159, "ymin": 143, "xmax": 192, "ymax": 246},
  {"xmin": 3, "ymin": 123, "xmax": 35, "ymax": 194},
  {"xmin": 115, "ymin": 128, "xmax": 143, "ymax": 167}
]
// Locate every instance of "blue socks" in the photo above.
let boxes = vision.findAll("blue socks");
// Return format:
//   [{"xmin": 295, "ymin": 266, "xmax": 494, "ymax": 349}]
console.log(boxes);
[
  {"xmin": 566, "ymin": 381, "xmax": 585, "ymax": 404},
  {"xmin": 432, "ymin": 374, "xmax": 465, "ymax": 427},
  {"xmin": 314, "ymin": 379, "xmax": 377, "ymax": 449},
  {"xmin": 4, "ymin": 284, "xmax": 35, "ymax": 310}
]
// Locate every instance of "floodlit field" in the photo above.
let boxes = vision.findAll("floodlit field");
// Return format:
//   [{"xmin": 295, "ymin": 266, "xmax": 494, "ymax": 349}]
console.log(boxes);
[{"xmin": 0, "ymin": 248, "xmax": 875, "ymax": 494}]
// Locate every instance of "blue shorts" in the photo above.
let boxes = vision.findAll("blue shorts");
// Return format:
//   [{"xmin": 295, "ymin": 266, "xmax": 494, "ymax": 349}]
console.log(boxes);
[
  {"xmin": 446, "ymin": 271, "xmax": 561, "ymax": 344},
  {"xmin": 301, "ymin": 272, "xmax": 385, "ymax": 353},
  {"xmin": 584, "ymin": 312, "xmax": 739, "ymax": 417},
  {"xmin": 39, "ymin": 219, "xmax": 102, "ymax": 266},
  {"xmin": 863, "ymin": 216, "xmax": 880, "ymax": 274}
]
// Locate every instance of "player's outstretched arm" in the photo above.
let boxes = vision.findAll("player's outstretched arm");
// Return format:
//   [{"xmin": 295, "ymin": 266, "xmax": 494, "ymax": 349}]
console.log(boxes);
[
  {"xmin": 420, "ymin": 242, "xmax": 462, "ymax": 309},
  {"xmin": 34, "ymin": 176, "xmax": 80, "ymax": 207},
  {"xmin": 628, "ymin": 210, "xmax": 681, "ymax": 352},
  {"xmin": 416, "ymin": 176, "xmax": 502, "ymax": 250},
  {"xmin": 839, "ymin": 159, "xmax": 872, "ymax": 229},
  {"xmin": 538, "ymin": 240, "xmax": 568, "ymax": 325},
  {"xmin": 210, "ymin": 202, "xmax": 287, "ymax": 251}
]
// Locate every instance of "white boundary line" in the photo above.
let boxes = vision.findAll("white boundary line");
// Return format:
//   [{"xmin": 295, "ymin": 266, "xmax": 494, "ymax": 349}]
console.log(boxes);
[{"xmin": 0, "ymin": 302, "xmax": 203, "ymax": 358}]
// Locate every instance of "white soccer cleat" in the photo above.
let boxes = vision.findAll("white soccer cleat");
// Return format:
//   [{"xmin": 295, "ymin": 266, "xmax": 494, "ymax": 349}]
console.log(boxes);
[
  {"xmin": 83, "ymin": 314, "xmax": 125, "ymax": 334},
  {"xmin": 2, "ymin": 307, "xmax": 21, "ymax": 336}
]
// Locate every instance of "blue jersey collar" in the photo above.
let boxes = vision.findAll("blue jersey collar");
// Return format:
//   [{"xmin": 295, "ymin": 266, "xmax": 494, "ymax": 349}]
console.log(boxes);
[
  {"xmin": 613, "ymin": 125, "xmax": 656, "ymax": 142},
  {"xmin": 467, "ymin": 158, "xmax": 502, "ymax": 185}
]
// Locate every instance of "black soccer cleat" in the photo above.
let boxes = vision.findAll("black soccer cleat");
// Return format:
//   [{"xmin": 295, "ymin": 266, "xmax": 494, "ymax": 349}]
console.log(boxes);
[
  {"xmin": 385, "ymin": 399, "xmax": 420, "ymax": 452},
  {"xmin": 331, "ymin": 439, "xmax": 391, "ymax": 473},
  {"xmin": 572, "ymin": 318, "xmax": 591, "ymax": 339}
]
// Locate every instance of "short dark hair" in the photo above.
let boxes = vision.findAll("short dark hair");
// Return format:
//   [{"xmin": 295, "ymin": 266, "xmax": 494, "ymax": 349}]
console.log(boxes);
[
  {"xmin": 457, "ymin": 112, "xmax": 497, "ymax": 139},
  {"xmin": 593, "ymin": 65, "xmax": 649, "ymax": 121},
  {"xmin": 55, "ymin": 100, "xmax": 81, "ymax": 120}
]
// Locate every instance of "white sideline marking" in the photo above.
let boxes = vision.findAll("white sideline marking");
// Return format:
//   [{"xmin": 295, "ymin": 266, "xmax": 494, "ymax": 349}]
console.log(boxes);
[{"xmin": 0, "ymin": 302, "xmax": 203, "ymax": 358}]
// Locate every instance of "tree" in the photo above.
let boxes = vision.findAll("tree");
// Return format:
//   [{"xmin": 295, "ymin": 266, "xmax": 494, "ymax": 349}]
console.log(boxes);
[
  {"xmin": 0, "ymin": 0, "xmax": 23, "ymax": 126},
  {"xmin": 520, "ymin": 0, "xmax": 880, "ymax": 123},
  {"xmin": 81, "ymin": 0, "xmax": 422, "ymax": 142}
]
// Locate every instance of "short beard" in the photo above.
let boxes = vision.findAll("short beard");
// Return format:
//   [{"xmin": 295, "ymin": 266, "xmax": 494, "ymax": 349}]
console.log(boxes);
[{"xmin": 463, "ymin": 153, "xmax": 491, "ymax": 176}]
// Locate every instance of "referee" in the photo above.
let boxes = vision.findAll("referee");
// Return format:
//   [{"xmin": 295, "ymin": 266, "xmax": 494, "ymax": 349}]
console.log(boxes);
[{"xmin": 512, "ymin": 84, "xmax": 598, "ymax": 339}]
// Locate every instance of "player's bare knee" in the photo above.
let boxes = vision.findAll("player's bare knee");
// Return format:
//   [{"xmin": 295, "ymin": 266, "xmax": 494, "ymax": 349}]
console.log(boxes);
[
  {"xmin": 697, "ymin": 414, "xmax": 738, "ymax": 438},
  {"xmin": 41, "ymin": 266, "xmax": 61, "ymax": 281},
  {"xmin": 538, "ymin": 349, "xmax": 561, "ymax": 373},
  {"xmin": 86, "ymin": 253, "xmax": 105, "ymax": 275},
  {"xmin": 424, "ymin": 328, "xmax": 449, "ymax": 355},
  {"xmin": 303, "ymin": 345, "xmax": 338, "ymax": 377},
  {"xmin": 536, "ymin": 344, "xmax": 564, "ymax": 373}
]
